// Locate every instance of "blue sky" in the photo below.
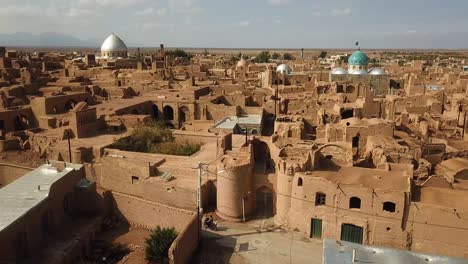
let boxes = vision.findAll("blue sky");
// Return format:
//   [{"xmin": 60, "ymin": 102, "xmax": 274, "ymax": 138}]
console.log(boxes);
[{"xmin": 0, "ymin": 0, "xmax": 467, "ymax": 48}]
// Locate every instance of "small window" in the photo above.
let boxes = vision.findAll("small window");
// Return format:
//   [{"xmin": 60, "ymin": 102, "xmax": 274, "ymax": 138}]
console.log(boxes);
[
  {"xmin": 349, "ymin": 197, "xmax": 361, "ymax": 209},
  {"xmin": 131, "ymin": 176, "xmax": 139, "ymax": 184},
  {"xmin": 383, "ymin": 202, "xmax": 396, "ymax": 212},
  {"xmin": 315, "ymin": 192, "xmax": 326, "ymax": 206},
  {"xmin": 298, "ymin": 177, "xmax": 303, "ymax": 186}
]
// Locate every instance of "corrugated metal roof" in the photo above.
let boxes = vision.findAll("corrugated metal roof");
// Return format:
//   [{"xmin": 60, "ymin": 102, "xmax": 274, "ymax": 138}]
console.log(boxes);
[
  {"xmin": 323, "ymin": 239, "xmax": 467, "ymax": 264},
  {"xmin": 0, "ymin": 163, "xmax": 82, "ymax": 232},
  {"xmin": 215, "ymin": 115, "xmax": 262, "ymax": 129}
]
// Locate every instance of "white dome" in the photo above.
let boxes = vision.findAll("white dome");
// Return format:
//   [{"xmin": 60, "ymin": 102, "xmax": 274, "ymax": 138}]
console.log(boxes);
[
  {"xmin": 276, "ymin": 64, "xmax": 292, "ymax": 74},
  {"xmin": 350, "ymin": 69, "xmax": 368, "ymax": 75},
  {"xmin": 101, "ymin": 34, "xmax": 128, "ymax": 53},
  {"xmin": 331, "ymin": 67, "xmax": 348, "ymax": 75},
  {"xmin": 369, "ymin": 68, "xmax": 387, "ymax": 76}
]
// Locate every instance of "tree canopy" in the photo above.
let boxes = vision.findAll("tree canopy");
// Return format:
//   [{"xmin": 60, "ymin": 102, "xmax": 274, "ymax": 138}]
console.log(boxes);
[{"xmin": 253, "ymin": 51, "xmax": 271, "ymax": 63}]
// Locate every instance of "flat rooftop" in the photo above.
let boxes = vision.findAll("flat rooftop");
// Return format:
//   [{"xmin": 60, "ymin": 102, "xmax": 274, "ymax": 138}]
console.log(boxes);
[
  {"xmin": 0, "ymin": 163, "xmax": 82, "ymax": 232},
  {"xmin": 307, "ymin": 166, "xmax": 411, "ymax": 192}
]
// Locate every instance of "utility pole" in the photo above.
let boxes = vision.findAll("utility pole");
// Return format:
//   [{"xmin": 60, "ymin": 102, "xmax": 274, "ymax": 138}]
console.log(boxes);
[
  {"xmin": 274, "ymin": 80, "xmax": 278, "ymax": 118},
  {"xmin": 244, "ymin": 126, "xmax": 248, "ymax": 143},
  {"xmin": 67, "ymin": 130, "xmax": 72, "ymax": 163},
  {"xmin": 463, "ymin": 110, "xmax": 467, "ymax": 139},
  {"xmin": 197, "ymin": 162, "xmax": 203, "ymax": 217}
]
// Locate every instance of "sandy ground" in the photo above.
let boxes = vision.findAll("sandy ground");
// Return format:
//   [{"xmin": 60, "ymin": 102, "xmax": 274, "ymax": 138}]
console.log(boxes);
[{"xmin": 195, "ymin": 218, "xmax": 323, "ymax": 264}]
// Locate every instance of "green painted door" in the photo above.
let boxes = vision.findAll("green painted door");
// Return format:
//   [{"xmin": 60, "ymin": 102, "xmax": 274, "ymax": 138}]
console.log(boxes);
[
  {"xmin": 341, "ymin": 224, "xmax": 363, "ymax": 244},
  {"xmin": 311, "ymin": 218, "xmax": 322, "ymax": 239}
]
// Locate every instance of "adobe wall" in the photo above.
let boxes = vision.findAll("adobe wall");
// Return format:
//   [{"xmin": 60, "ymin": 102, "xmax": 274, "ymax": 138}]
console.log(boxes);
[
  {"xmin": 172, "ymin": 130, "xmax": 219, "ymax": 145},
  {"xmin": 0, "ymin": 163, "xmax": 34, "ymax": 187},
  {"xmin": 287, "ymin": 175, "xmax": 409, "ymax": 249},
  {"xmin": 110, "ymin": 191, "xmax": 195, "ymax": 231},
  {"xmin": 168, "ymin": 213, "xmax": 200, "ymax": 264},
  {"xmin": 99, "ymin": 156, "xmax": 197, "ymax": 210},
  {"xmin": 408, "ymin": 202, "xmax": 468, "ymax": 258},
  {"xmin": 0, "ymin": 165, "xmax": 84, "ymax": 262}
]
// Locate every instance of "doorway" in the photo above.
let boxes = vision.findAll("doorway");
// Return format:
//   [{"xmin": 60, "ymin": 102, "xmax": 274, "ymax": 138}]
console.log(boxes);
[
  {"xmin": 341, "ymin": 223, "xmax": 363, "ymax": 244},
  {"xmin": 256, "ymin": 186, "xmax": 273, "ymax": 218},
  {"xmin": 310, "ymin": 218, "xmax": 322, "ymax": 239}
]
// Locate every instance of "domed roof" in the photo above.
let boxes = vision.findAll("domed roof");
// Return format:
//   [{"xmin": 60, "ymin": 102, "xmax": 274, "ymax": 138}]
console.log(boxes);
[
  {"xmin": 369, "ymin": 68, "xmax": 387, "ymax": 76},
  {"xmin": 236, "ymin": 58, "xmax": 248, "ymax": 69},
  {"xmin": 276, "ymin": 64, "xmax": 292, "ymax": 74},
  {"xmin": 350, "ymin": 69, "xmax": 368, "ymax": 75},
  {"xmin": 348, "ymin": 50, "xmax": 369, "ymax": 66},
  {"xmin": 101, "ymin": 34, "xmax": 128, "ymax": 52},
  {"xmin": 331, "ymin": 67, "xmax": 348, "ymax": 75}
]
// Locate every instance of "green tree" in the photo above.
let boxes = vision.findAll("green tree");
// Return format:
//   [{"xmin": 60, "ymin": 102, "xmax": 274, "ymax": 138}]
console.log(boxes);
[
  {"xmin": 271, "ymin": 52, "xmax": 281, "ymax": 60},
  {"xmin": 203, "ymin": 49, "xmax": 209, "ymax": 56},
  {"xmin": 253, "ymin": 51, "xmax": 271, "ymax": 63},
  {"xmin": 111, "ymin": 121, "xmax": 201, "ymax": 156},
  {"xmin": 165, "ymin": 49, "xmax": 192, "ymax": 59},
  {"xmin": 283, "ymin": 53, "xmax": 294, "ymax": 60},
  {"xmin": 145, "ymin": 226, "xmax": 178, "ymax": 263},
  {"xmin": 319, "ymin": 51, "xmax": 327, "ymax": 59}
]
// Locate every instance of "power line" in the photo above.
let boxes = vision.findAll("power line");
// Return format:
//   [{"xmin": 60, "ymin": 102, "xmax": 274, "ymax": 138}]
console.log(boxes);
[{"xmin": 213, "ymin": 172, "xmax": 468, "ymax": 231}]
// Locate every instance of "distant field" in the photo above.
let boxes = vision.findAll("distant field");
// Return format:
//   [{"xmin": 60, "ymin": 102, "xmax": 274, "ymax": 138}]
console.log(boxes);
[{"xmin": 6, "ymin": 46, "xmax": 468, "ymax": 57}]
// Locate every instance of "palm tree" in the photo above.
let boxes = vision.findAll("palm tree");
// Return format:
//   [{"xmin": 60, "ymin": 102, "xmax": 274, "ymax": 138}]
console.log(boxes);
[{"xmin": 145, "ymin": 226, "xmax": 178, "ymax": 263}]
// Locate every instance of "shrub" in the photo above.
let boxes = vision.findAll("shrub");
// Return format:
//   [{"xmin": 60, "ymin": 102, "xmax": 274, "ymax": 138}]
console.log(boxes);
[
  {"xmin": 111, "ymin": 121, "xmax": 201, "ymax": 156},
  {"xmin": 283, "ymin": 53, "xmax": 294, "ymax": 60},
  {"xmin": 253, "ymin": 51, "xmax": 271, "ymax": 63},
  {"xmin": 145, "ymin": 226, "xmax": 178, "ymax": 263}
]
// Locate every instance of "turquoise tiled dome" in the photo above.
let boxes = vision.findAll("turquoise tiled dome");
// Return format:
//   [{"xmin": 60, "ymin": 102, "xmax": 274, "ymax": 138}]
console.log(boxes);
[{"xmin": 348, "ymin": 50, "xmax": 369, "ymax": 66}]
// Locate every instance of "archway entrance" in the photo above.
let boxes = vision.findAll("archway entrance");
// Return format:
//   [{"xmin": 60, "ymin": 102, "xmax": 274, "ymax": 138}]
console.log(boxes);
[
  {"xmin": 163, "ymin": 105, "xmax": 174, "ymax": 120},
  {"xmin": 179, "ymin": 106, "xmax": 189, "ymax": 126},
  {"xmin": 253, "ymin": 141, "xmax": 272, "ymax": 173},
  {"xmin": 256, "ymin": 186, "xmax": 273, "ymax": 218}
]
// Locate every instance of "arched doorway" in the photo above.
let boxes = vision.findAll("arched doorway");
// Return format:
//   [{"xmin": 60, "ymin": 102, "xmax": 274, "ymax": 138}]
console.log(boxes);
[
  {"xmin": 253, "ymin": 141, "xmax": 272, "ymax": 173},
  {"xmin": 163, "ymin": 105, "xmax": 174, "ymax": 120},
  {"xmin": 179, "ymin": 106, "xmax": 189, "ymax": 125},
  {"xmin": 256, "ymin": 186, "xmax": 273, "ymax": 218}
]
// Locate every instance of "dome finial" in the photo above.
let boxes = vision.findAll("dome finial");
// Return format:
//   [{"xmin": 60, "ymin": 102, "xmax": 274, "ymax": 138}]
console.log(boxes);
[{"xmin": 355, "ymin": 41, "xmax": 360, "ymax": 50}]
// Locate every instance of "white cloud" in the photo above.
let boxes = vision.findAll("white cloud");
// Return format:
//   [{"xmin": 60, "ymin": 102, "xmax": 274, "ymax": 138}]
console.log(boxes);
[
  {"xmin": 313, "ymin": 11, "xmax": 321, "ymax": 17},
  {"xmin": 331, "ymin": 8, "xmax": 352, "ymax": 16},
  {"xmin": 239, "ymin": 20, "xmax": 251, "ymax": 27},
  {"xmin": 0, "ymin": 5, "xmax": 39, "ymax": 16},
  {"xmin": 405, "ymin": 30, "xmax": 418, "ymax": 35},
  {"xmin": 78, "ymin": 0, "xmax": 145, "ymax": 8},
  {"xmin": 268, "ymin": 0, "xmax": 293, "ymax": 6},
  {"xmin": 65, "ymin": 7, "xmax": 95, "ymax": 18},
  {"xmin": 134, "ymin": 7, "xmax": 167, "ymax": 17},
  {"xmin": 275, "ymin": 19, "xmax": 284, "ymax": 25},
  {"xmin": 168, "ymin": 0, "xmax": 203, "ymax": 14}
]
